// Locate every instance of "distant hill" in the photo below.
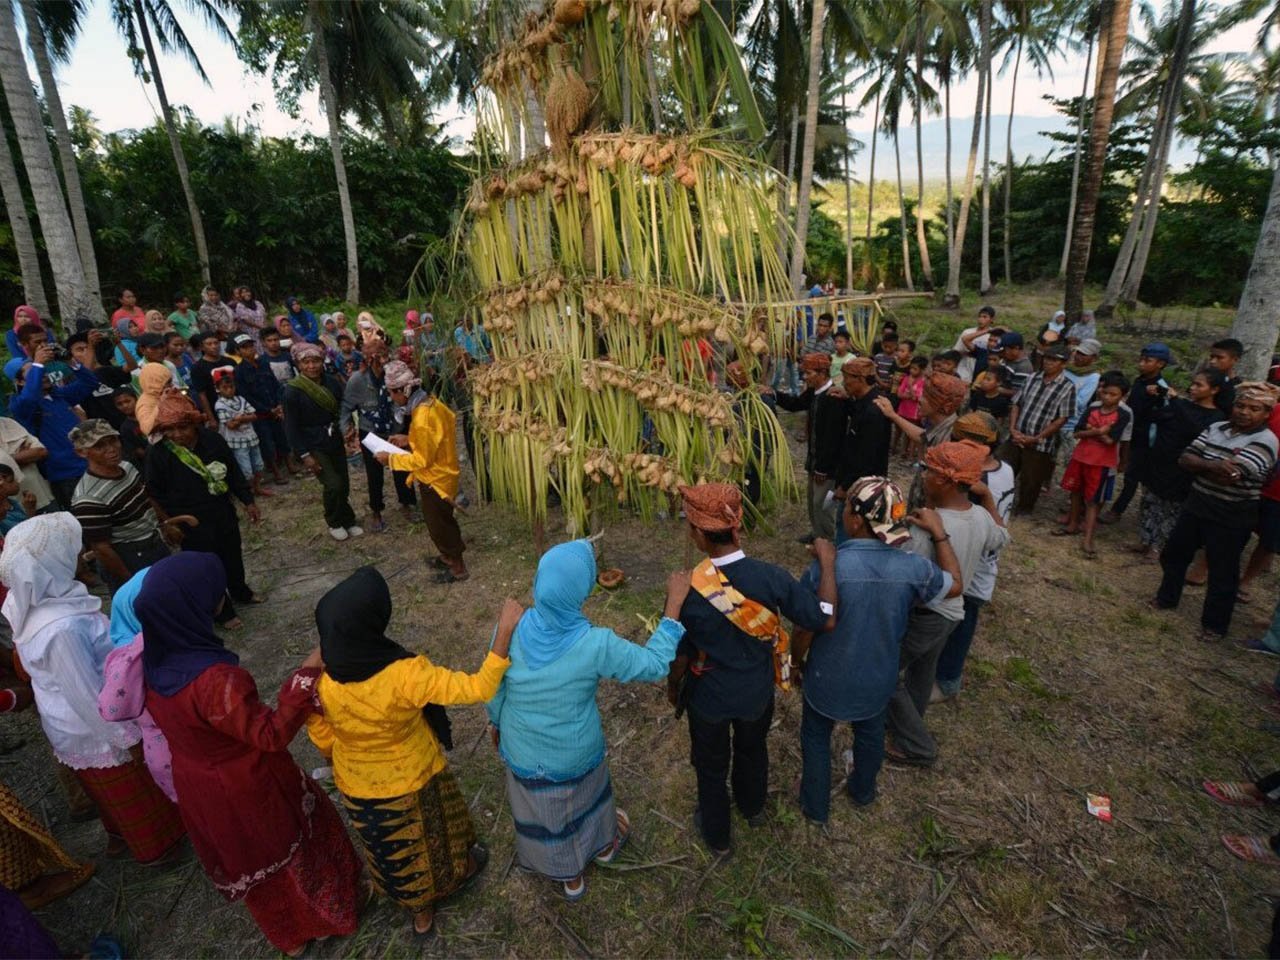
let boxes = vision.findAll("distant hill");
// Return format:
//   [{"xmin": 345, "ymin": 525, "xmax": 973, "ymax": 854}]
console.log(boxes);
[{"xmin": 849, "ymin": 114, "xmax": 1194, "ymax": 181}]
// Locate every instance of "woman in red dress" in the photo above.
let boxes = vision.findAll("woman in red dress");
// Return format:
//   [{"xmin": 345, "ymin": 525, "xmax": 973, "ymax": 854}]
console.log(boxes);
[{"xmin": 137, "ymin": 552, "xmax": 363, "ymax": 956}]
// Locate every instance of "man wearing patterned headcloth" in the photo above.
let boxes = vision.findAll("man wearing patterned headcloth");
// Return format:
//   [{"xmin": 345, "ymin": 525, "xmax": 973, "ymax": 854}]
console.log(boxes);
[
  {"xmin": 669, "ymin": 483, "xmax": 836, "ymax": 859},
  {"xmin": 773, "ymin": 352, "xmax": 849, "ymax": 541}
]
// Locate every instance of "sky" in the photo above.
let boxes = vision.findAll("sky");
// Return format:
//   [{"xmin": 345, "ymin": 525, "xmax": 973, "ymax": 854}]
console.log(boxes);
[{"xmin": 36, "ymin": 2, "xmax": 1266, "ymax": 174}]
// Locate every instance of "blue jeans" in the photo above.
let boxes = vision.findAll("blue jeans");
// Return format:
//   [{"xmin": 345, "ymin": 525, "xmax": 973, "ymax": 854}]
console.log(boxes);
[
  {"xmin": 771, "ymin": 357, "xmax": 798, "ymax": 394},
  {"xmin": 799, "ymin": 699, "xmax": 885, "ymax": 822},
  {"xmin": 935, "ymin": 596, "xmax": 986, "ymax": 697}
]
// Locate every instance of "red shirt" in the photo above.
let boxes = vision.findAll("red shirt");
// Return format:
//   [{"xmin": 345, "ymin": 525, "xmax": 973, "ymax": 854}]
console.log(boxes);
[
  {"xmin": 1261, "ymin": 405, "xmax": 1280, "ymax": 501},
  {"xmin": 1073, "ymin": 406, "xmax": 1123, "ymax": 468}
]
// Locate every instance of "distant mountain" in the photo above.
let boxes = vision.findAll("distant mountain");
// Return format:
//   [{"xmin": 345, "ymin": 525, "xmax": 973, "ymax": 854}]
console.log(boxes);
[{"xmin": 850, "ymin": 114, "xmax": 1194, "ymax": 181}]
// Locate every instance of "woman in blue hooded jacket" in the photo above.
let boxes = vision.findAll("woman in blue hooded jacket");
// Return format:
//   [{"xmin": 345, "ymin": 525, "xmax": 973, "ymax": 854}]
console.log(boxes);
[
  {"xmin": 487, "ymin": 541, "xmax": 689, "ymax": 901},
  {"xmin": 284, "ymin": 297, "xmax": 318, "ymax": 344}
]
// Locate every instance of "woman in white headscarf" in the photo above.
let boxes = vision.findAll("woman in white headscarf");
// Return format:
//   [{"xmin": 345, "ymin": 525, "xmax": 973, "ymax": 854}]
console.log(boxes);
[{"xmin": 0, "ymin": 515, "xmax": 185, "ymax": 864}]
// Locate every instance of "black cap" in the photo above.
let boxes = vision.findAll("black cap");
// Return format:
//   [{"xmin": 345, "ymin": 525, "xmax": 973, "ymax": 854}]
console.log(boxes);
[{"xmin": 136, "ymin": 332, "xmax": 165, "ymax": 349}]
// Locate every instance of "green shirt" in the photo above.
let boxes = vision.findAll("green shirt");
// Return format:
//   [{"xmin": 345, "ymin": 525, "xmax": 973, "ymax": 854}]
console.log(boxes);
[{"xmin": 168, "ymin": 308, "xmax": 199, "ymax": 340}]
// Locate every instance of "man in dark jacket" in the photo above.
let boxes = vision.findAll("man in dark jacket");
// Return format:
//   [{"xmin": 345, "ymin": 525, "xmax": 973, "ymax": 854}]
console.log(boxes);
[
  {"xmin": 834, "ymin": 357, "xmax": 892, "ymax": 518},
  {"xmin": 774, "ymin": 351, "xmax": 848, "ymax": 542},
  {"xmin": 232, "ymin": 333, "xmax": 288, "ymax": 485}
]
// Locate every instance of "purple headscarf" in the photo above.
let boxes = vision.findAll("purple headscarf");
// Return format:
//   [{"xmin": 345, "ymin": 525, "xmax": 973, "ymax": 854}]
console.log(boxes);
[{"xmin": 136, "ymin": 552, "xmax": 239, "ymax": 697}]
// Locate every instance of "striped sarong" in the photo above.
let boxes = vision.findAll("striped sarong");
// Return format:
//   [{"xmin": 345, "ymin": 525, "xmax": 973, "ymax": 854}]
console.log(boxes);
[
  {"xmin": 76, "ymin": 756, "xmax": 184, "ymax": 864},
  {"xmin": 506, "ymin": 760, "xmax": 615, "ymax": 881}
]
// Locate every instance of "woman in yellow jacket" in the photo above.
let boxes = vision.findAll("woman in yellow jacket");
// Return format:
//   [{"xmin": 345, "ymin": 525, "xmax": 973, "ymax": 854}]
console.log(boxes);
[
  {"xmin": 374, "ymin": 360, "xmax": 468, "ymax": 583},
  {"xmin": 307, "ymin": 565, "xmax": 522, "ymax": 936}
]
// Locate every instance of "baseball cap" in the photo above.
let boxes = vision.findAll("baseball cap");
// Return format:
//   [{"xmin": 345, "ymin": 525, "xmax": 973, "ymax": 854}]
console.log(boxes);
[
  {"xmin": 1042, "ymin": 342, "xmax": 1069, "ymax": 360},
  {"xmin": 845, "ymin": 476, "xmax": 910, "ymax": 546},
  {"xmin": 1140, "ymin": 342, "xmax": 1172, "ymax": 362},
  {"xmin": 231, "ymin": 333, "xmax": 255, "ymax": 349},
  {"xmin": 211, "ymin": 365, "xmax": 237, "ymax": 384},
  {"xmin": 68, "ymin": 418, "xmax": 119, "ymax": 450},
  {"xmin": 998, "ymin": 331, "xmax": 1024, "ymax": 349},
  {"xmin": 1074, "ymin": 338, "xmax": 1102, "ymax": 357},
  {"xmin": 136, "ymin": 332, "xmax": 165, "ymax": 349}
]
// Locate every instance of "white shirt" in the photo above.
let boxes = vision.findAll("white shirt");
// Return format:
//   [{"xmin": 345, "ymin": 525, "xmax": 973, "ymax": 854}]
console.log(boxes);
[
  {"xmin": 966, "ymin": 461, "xmax": 1016, "ymax": 602},
  {"xmin": 952, "ymin": 326, "xmax": 991, "ymax": 383},
  {"xmin": 710, "ymin": 550, "xmax": 746, "ymax": 567},
  {"xmin": 17, "ymin": 612, "xmax": 140, "ymax": 769}
]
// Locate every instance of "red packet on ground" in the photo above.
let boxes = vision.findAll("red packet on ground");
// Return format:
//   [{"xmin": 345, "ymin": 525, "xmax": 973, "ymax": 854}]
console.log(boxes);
[{"xmin": 1087, "ymin": 793, "xmax": 1112, "ymax": 822}]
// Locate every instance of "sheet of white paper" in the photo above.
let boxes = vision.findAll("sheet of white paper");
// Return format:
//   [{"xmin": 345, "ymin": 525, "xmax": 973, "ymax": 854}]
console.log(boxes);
[
  {"xmin": 361, "ymin": 433, "xmax": 403, "ymax": 456},
  {"xmin": 822, "ymin": 490, "xmax": 835, "ymax": 509}
]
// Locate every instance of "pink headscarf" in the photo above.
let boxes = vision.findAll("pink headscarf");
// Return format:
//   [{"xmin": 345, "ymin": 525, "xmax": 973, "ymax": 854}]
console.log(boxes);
[{"xmin": 12, "ymin": 305, "xmax": 39, "ymax": 330}]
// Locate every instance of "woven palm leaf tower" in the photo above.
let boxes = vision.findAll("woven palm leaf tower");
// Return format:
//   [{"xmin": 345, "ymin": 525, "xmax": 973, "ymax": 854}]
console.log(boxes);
[{"xmin": 463, "ymin": 0, "xmax": 808, "ymax": 532}]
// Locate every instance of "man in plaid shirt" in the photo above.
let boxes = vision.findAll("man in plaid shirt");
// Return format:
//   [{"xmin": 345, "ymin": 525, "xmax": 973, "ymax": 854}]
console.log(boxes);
[{"xmin": 999, "ymin": 342, "xmax": 1076, "ymax": 515}]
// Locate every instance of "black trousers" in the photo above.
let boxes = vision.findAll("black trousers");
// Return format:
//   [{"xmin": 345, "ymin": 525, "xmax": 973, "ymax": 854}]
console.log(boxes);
[
  {"xmin": 1110, "ymin": 446, "xmax": 1150, "ymax": 516},
  {"xmin": 359, "ymin": 440, "xmax": 416, "ymax": 513},
  {"xmin": 686, "ymin": 697, "xmax": 773, "ymax": 851},
  {"xmin": 1156, "ymin": 508, "xmax": 1251, "ymax": 636},
  {"xmin": 184, "ymin": 499, "xmax": 253, "ymax": 623}
]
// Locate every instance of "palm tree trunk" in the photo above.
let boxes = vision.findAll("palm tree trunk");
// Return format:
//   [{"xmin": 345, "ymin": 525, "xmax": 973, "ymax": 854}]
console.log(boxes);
[
  {"xmin": 914, "ymin": 12, "xmax": 933, "ymax": 289},
  {"xmin": 312, "ymin": 4, "xmax": 360, "ymax": 304},
  {"xmin": 1002, "ymin": 34, "xmax": 1023, "ymax": 287},
  {"xmin": 944, "ymin": 74, "xmax": 954, "ymax": 270},
  {"xmin": 788, "ymin": 0, "xmax": 826, "ymax": 293},
  {"xmin": 895, "ymin": 130, "xmax": 914, "ymax": 291},
  {"xmin": 22, "ymin": 0, "xmax": 101, "ymax": 320},
  {"xmin": 863, "ymin": 90, "xmax": 880, "ymax": 286},
  {"xmin": 132, "ymin": 0, "xmax": 210, "ymax": 289},
  {"xmin": 0, "ymin": 0, "xmax": 86, "ymax": 327},
  {"xmin": 777, "ymin": 103, "xmax": 799, "ymax": 270},
  {"xmin": 1118, "ymin": 0, "xmax": 1197, "ymax": 310},
  {"xmin": 1231, "ymin": 163, "xmax": 1280, "ymax": 379},
  {"xmin": 979, "ymin": 20, "xmax": 993, "ymax": 295},
  {"xmin": 1064, "ymin": 0, "xmax": 1132, "ymax": 323},
  {"xmin": 944, "ymin": 0, "xmax": 989, "ymax": 307},
  {"xmin": 842, "ymin": 83, "xmax": 854, "ymax": 291},
  {"xmin": 0, "ymin": 92, "xmax": 48, "ymax": 317},
  {"xmin": 1059, "ymin": 26, "xmax": 1094, "ymax": 277}
]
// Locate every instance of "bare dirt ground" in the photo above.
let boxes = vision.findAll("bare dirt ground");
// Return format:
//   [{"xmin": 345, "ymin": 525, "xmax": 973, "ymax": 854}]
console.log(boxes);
[{"xmin": 9, "ymin": 284, "xmax": 1279, "ymax": 958}]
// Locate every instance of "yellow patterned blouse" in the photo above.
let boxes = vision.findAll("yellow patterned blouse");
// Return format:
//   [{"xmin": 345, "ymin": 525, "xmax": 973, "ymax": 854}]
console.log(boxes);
[{"xmin": 306, "ymin": 651, "xmax": 509, "ymax": 800}]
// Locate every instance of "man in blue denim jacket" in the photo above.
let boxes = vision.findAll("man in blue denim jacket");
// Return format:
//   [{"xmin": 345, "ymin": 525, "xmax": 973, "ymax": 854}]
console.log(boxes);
[{"xmin": 795, "ymin": 477, "xmax": 960, "ymax": 822}]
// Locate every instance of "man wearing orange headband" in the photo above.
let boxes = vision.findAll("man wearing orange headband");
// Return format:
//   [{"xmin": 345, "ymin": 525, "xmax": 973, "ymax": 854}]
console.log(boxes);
[{"xmin": 773, "ymin": 352, "xmax": 848, "ymax": 542}]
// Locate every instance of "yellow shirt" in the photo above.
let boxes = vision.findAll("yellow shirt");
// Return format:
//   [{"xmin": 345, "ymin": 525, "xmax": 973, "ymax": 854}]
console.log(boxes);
[
  {"xmin": 388, "ymin": 397, "xmax": 460, "ymax": 499},
  {"xmin": 306, "ymin": 651, "xmax": 509, "ymax": 800}
]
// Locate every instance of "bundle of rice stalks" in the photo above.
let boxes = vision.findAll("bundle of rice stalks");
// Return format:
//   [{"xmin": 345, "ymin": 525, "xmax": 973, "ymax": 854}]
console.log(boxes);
[{"xmin": 546, "ymin": 67, "xmax": 592, "ymax": 153}]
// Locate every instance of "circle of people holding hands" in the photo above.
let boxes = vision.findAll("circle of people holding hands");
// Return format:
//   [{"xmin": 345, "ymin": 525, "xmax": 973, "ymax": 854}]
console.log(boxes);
[{"xmin": 2, "ymin": 289, "xmax": 1280, "ymax": 955}]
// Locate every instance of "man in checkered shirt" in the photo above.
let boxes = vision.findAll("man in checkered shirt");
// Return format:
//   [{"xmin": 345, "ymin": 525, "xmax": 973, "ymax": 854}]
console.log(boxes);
[{"xmin": 998, "ymin": 342, "xmax": 1076, "ymax": 515}]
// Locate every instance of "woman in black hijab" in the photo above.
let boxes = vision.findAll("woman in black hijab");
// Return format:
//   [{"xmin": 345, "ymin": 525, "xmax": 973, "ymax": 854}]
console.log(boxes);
[{"xmin": 305, "ymin": 566, "xmax": 522, "ymax": 936}]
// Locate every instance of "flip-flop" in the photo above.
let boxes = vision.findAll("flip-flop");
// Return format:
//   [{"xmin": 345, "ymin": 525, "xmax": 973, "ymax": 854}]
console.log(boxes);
[
  {"xmin": 368, "ymin": 518, "xmax": 388, "ymax": 534},
  {"xmin": 595, "ymin": 809, "xmax": 631, "ymax": 865},
  {"xmin": 434, "ymin": 570, "xmax": 469, "ymax": 584},
  {"xmin": 1203, "ymin": 780, "xmax": 1266, "ymax": 807},
  {"xmin": 1082, "ymin": 547, "xmax": 1098, "ymax": 559},
  {"xmin": 1051, "ymin": 527, "xmax": 1080, "ymax": 537},
  {"xmin": 1223, "ymin": 834, "xmax": 1280, "ymax": 866}
]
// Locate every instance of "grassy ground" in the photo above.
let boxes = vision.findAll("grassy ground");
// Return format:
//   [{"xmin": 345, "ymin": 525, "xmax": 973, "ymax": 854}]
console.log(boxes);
[{"xmin": 8, "ymin": 283, "xmax": 1279, "ymax": 958}]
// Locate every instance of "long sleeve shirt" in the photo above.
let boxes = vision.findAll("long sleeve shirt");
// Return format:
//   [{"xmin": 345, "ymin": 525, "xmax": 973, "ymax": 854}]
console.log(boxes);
[
  {"xmin": 836, "ymin": 386, "xmax": 892, "ymax": 487},
  {"xmin": 307, "ymin": 651, "xmax": 510, "ymax": 800},
  {"xmin": 388, "ymin": 395, "xmax": 459, "ymax": 499},
  {"xmin": 774, "ymin": 381, "xmax": 847, "ymax": 476},
  {"xmin": 283, "ymin": 374, "xmax": 345, "ymax": 458},
  {"xmin": 10, "ymin": 362, "xmax": 99, "ymax": 481}
]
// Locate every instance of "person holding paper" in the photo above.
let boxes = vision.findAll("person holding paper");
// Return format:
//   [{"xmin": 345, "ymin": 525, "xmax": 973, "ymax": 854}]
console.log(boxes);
[{"xmin": 373, "ymin": 361, "xmax": 468, "ymax": 583}]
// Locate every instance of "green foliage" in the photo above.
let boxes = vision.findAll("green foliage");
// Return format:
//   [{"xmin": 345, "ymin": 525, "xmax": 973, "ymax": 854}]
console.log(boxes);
[
  {"xmin": 75, "ymin": 121, "xmax": 467, "ymax": 306},
  {"xmin": 800, "ymin": 202, "xmax": 847, "ymax": 285}
]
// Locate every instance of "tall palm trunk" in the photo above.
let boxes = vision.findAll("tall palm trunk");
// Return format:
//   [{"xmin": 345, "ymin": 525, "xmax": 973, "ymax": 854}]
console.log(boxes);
[
  {"xmin": 132, "ymin": 0, "xmax": 210, "ymax": 288},
  {"xmin": 944, "ymin": 73, "xmax": 954, "ymax": 270},
  {"xmin": 0, "ymin": 93, "xmax": 48, "ymax": 316},
  {"xmin": 1231, "ymin": 163, "xmax": 1280, "ymax": 379},
  {"xmin": 914, "ymin": 13, "xmax": 933, "ymax": 289},
  {"xmin": 0, "ymin": 0, "xmax": 86, "ymax": 326},
  {"xmin": 21, "ymin": 0, "xmax": 101, "ymax": 319},
  {"xmin": 1059, "ymin": 27, "xmax": 1094, "ymax": 277},
  {"xmin": 863, "ymin": 90, "xmax": 880, "ymax": 286},
  {"xmin": 777, "ymin": 104, "xmax": 799, "ymax": 270},
  {"xmin": 944, "ymin": 0, "xmax": 989, "ymax": 307},
  {"xmin": 842, "ymin": 83, "xmax": 854, "ymax": 291},
  {"xmin": 1064, "ymin": 0, "xmax": 1132, "ymax": 323},
  {"xmin": 1110, "ymin": 0, "xmax": 1197, "ymax": 313},
  {"xmin": 788, "ymin": 0, "xmax": 826, "ymax": 292},
  {"xmin": 312, "ymin": 4, "xmax": 360, "ymax": 304},
  {"xmin": 894, "ymin": 129, "xmax": 914, "ymax": 290},
  {"xmin": 1002, "ymin": 34, "xmax": 1023, "ymax": 287},
  {"xmin": 979, "ymin": 22, "xmax": 993, "ymax": 295}
]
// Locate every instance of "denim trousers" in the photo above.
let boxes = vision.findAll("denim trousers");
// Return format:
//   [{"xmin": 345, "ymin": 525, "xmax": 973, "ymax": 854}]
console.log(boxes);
[
  {"xmin": 799, "ymin": 699, "xmax": 886, "ymax": 822},
  {"xmin": 935, "ymin": 596, "xmax": 987, "ymax": 697}
]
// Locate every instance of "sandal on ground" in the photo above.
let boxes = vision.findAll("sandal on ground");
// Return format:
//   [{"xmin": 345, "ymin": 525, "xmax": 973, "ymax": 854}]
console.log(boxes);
[
  {"xmin": 434, "ymin": 570, "xmax": 470, "ymax": 584},
  {"xmin": 1222, "ymin": 834, "xmax": 1280, "ymax": 866},
  {"xmin": 368, "ymin": 518, "xmax": 388, "ymax": 534},
  {"xmin": 1051, "ymin": 527, "xmax": 1080, "ymax": 537},
  {"xmin": 454, "ymin": 843, "xmax": 489, "ymax": 896},
  {"xmin": 18, "ymin": 864, "xmax": 94, "ymax": 910},
  {"xmin": 412, "ymin": 907, "xmax": 437, "ymax": 938},
  {"xmin": 562, "ymin": 874, "xmax": 587, "ymax": 902},
  {"xmin": 884, "ymin": 744, "xmax": 935, "ymax": 768},
  {"xmin": 595, "ymin": 809, "xmax": 631, "ymax": 865},
  {"xmin": 1203, "ymin": 780, "xmax": 1265, "ymax": 807}
]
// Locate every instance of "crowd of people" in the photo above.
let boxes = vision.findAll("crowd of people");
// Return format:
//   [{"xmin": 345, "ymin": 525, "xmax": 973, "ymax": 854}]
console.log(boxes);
[{"xmin": 1, "ymin": 286, "xmax": 1279, "ymax": 955}]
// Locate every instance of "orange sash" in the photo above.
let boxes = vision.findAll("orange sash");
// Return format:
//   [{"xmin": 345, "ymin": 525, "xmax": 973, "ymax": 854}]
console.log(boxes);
[{"xmin": 690, "ymin": 558, "xmax": 791, "ymax": 691}]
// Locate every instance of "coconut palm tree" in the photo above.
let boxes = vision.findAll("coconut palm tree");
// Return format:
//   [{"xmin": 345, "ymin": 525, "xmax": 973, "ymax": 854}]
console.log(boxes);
[
  {"xmin": 1059, "ymin": 3, "xmax": 1100, "ymax": 277},
  {"xmin": 943, "ymin": 0, "xmax": 990, "ymax": 307},
  {"xmin": 21, "ymin": 0, "xmax": 102, "ymax": 319},
  {"xmin": 788, "ymin": 0, "xmax": 827, "ymax": 292},
  {"xmin": 1063, "ymin": 0, "xmax": 1133, "ymax": 324},
  {"xmin": 109, "ymin": 0, "xmax": 236, "ymax": 289},
  {"xmin": 932, "ymin": 2, "xmax": 974, "ymax": 275},
  {"xmin": 0, "ymin": 88, "xmax": 49, "ymax": 316},
  {"xmin": 1231, "ymin": 161, "xmax": 1280, "ymax": 378},
  {"xmin": 0, "ymin": 0, "xmax": 88, "ymax": 324}
]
